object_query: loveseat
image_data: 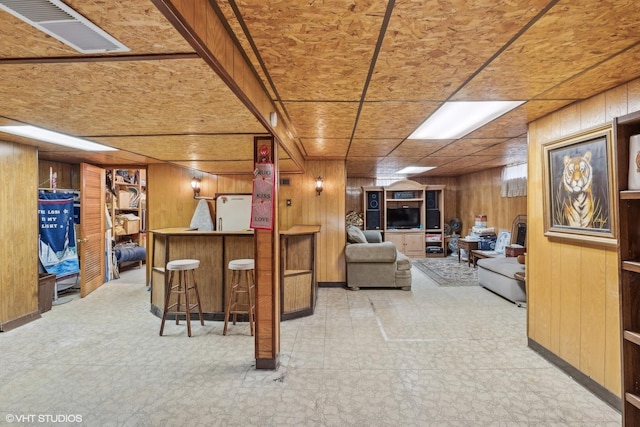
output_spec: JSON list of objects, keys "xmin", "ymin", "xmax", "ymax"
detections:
[
  {"xmin": 477, "ymin": 257, "xmax": 525, "ymax": 304},
  {"xmin": 345, "ymin": 226, "xmax": 412, "ymax": 291},
  {"xmin": 475, "ymin": 215, "xmax": 527, "ymax": 305}
]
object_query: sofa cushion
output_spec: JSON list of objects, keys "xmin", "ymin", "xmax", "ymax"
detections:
[
  {"xmin": 347, "ymin": 225, "xmax": 368, "ymax": 243},
  {"xmin": 345, "ymin": 242, "xmax": 397, "ymax": 263},
  {"xmin": 477, "ymin": 256, "xmax": 523, "ymax": 279},
  {"xmin": 362, "ymin": 230, "xmax": 383, "ymax": 243}
]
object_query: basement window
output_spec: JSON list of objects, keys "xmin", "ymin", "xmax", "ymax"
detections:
[{"xmin": 501, "ymin": 163, "xmax": 527, "ymax": 197}]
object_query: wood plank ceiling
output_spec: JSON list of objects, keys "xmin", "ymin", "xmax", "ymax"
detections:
[{"xmin": 2, "ymin": 0, "xmax": 640, "ymax": 178}]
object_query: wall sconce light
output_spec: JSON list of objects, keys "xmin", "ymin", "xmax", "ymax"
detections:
[
  {"xmin": 191, "ymin": 177, "xmax": 201, "ymax": 198},
  {"xmin": 315, "ymin": 176, "xmax": 323, "ymax": 196},
  {"xmin": 190, "ymin": 177, "xmax": 214, "ymax": 200}
]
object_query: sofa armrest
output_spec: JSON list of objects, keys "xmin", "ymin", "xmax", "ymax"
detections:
[
  {"xmin": 345, "ymin": 242, "xmax": 397, "ymax": 263},
  {"xmin": 363, "ymin": 230, "xmax": 383, "ymax": 243}
]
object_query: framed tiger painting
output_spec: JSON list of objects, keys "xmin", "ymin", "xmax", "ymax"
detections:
[{"xmin": 542, "ymin": 125, "xmax": 617, "ymax": 246}]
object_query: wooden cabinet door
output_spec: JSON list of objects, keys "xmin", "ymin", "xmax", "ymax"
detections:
[
  {"xmin": 385, "ymin": 233, "xmax": 405, "ymax": 253},
  {"xmin": 404, "ymin": 232, "xmax": 425, "ymax": 258}
]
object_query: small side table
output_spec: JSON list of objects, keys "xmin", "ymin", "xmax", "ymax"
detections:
[{"xmin": 458, "ymin": 239, "xmax": 479, "ymax": 267}]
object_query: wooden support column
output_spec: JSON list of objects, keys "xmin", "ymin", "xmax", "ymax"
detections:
[
  {"xmin": 252, "ymin": 136, "xmax": 280, "ymax": 369},
  {"xmin": 153, "ymin": 0, "xmax": 284, "ymax": 368}
]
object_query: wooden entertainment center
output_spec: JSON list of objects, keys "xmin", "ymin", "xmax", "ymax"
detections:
[{"xmin": 362, "ymin": 180, "xmax": 445, "ymax": 258}]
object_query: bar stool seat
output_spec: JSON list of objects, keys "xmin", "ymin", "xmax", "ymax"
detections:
[
  {"xmin": 224, "ymin": 258, "xmax": 255, "ymax": 336},
  {"xmin": 159, "ymin": 259, "xmax": 204, "ymax": 337}
]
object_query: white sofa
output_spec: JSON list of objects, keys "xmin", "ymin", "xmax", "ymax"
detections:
[{"xmin": 477, "ymin": 256, "xmax": 525, "ymax": 304}]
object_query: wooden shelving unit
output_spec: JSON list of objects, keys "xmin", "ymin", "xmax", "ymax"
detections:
[
  {"xmin": 424, "ymin": 185, "xmax": 445, "ymax": 258},
  {"xmin": 614, "ymin": 111, "xmax": 640, "ymax": 426},
  {"xmin": 107, "ymin": 168, "xmax": 146, "ymax": 271},
  {"xmin": 362, "ymin": 181, "xmax": 446, "ymax": 258},
  {"xmin": 383, "ymin": 180, "xmax": 426, "ymax": 258}
]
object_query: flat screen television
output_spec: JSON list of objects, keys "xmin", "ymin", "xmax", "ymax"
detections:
[{"xmin": 386, "ymin": 207, "xmax": 421, "ymax": 229}]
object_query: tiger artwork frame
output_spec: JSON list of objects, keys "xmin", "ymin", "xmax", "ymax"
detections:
[{"xmin": 542, "ymin": 125, "xmax": 617, "ymax": 246}]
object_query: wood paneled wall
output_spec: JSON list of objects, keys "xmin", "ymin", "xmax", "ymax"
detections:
[
  {"xmin": 147, "ymin": 163, "xmax": 207, "ymax": 230},
  {"xmin": 281, "ymin": 160, "xmax": 346, "ymax": 283},
  {"xmin": 526, "ymin": 80, "xmax": 640, "ymax": 397},
  {"xmin": 457, "ymin": 169, "xmax": 526, "ymax": 236},
  {"xmin": 149, "ymin": 161, "xmax": 345, "ymax": 283},
  {"xmin": 147, "ymin": 164, "xmax": 254, "ymax": 232},
  {"xmin": 151, "ymin": 160, "xmax": 346, "ymax": 284},
  {"xmin": 37, "ymin": 160, "xmax": 79, "ymax": 189},
  {"xmin": 0, "ymin": 141, "xmax": 39, "ymax": 329}
]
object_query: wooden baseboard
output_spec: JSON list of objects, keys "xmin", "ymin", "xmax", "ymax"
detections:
[
  {"xmin": 318, "ymin": 282, "xmax": 345, "ymax": 288},
  {"xmin": 0, "ymin": 310, "xmax": 41, "ymax": 332},
  {"xmin": 256, "ymin": 357, "xmax": 279, "ymax": 370},
  {"xmin": 528, "ymin": 338, "xmax": 621, "ymax": 412}
]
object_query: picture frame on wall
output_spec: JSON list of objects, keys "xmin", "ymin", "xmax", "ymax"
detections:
[{"xmin": 541, "ymin": 125, "xmax": 617, "ymax": 246}]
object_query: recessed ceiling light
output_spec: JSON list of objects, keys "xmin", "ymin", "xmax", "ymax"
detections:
[
  {"xmin": 408, "ymin": 101, "xmax": 524, "ymax": 140},
  {"xmin": 0, "ymin": 125, "xmax": 117, "ymax": 151},
  {"xmin": 396, "ymin": 166, "xmax": 436, "ymax": 174}
]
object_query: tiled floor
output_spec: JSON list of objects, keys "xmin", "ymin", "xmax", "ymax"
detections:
[{"xmin": 0, "ymin": 264, "xmax": 621, "ymax": 426}]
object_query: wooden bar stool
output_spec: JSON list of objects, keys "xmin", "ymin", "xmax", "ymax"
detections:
[
  {"xmin": 223, "ymin": 259, "xmax": 255, "ymax": 336},
  {"xmin": 159, "ymin": 259, "xmax": 204, "ymax": 337}
]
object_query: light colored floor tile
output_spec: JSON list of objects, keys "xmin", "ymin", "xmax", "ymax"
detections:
[{"xmin": 0, "ymin": 263, "xmax": 621, "ymax": 425}]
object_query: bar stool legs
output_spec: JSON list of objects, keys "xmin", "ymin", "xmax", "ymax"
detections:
[
  {"xmin": 159, "ymin": 259, "xmax": 204, "ymax": 337},
  {"xmin": 223, "ymin": 259, "xmax": 255, "ymax": 336}
]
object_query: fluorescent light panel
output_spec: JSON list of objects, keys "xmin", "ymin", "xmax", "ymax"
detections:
[
  {"xmin": 409, "ymin": 101, "xmax": 524, "ymax": 140},
  {"xmin": 0, "ymin": 125, "xmax": 117, "ymax": 151},
  {"xmin": 396, "ymin": 166, "xmax": 436, "ymax": 174}
]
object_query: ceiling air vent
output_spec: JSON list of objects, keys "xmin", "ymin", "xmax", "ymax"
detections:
[{"xmin": 0, "ymin": 0, "xmax": 129, "ymax": 54}]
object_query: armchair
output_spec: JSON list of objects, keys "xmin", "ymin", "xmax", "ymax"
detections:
[{"xmin": 345, "ymin": 227, "xmax": 412, "ymax": 291}]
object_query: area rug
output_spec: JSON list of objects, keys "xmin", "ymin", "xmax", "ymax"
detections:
[{"xmin": 412, "ymin": 255, "xmax": 478, "ymax": 286}]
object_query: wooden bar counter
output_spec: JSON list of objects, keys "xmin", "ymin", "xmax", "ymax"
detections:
[
  {"xmin": 149, "ymin": 228, "xmax": 254, "ymax": 320},
  {"xmin": 280, "ymin": 225, "xmax": 320, "ymax": 320},
  {"xmin": 149, "ymin": 226, "xmax": 320, "ymax": 322}
]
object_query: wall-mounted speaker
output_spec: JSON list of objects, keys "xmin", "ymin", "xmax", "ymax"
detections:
[
  {"xmin": 366, "ymin": 210, "xmax": 381, "ymax": 230},
  {"xmin": 426, "ymin": 191, "xmax": 437, "ymax": 209},
  {"xmin": 367, "ymin": 192, "xmax": 380, "ymax": 210},
  {"xmin": 426, "ymin": 209, "xmax": 440, "ymax": 229}
]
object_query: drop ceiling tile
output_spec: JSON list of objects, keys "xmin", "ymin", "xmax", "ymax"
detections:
[{"xmin": 355, "ymin": 101, "xmax": 440, "ymax": 139}]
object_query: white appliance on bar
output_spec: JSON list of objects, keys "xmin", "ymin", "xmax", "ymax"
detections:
[{"xmin": 215, "ymin": 194, "xmax": 252, "ymax": 231}]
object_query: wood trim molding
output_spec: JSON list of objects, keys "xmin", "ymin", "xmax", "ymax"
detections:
[
  {"xmin": 0, "ymin": 311, "xmax": 41, "ymax": 332},
  {"xmin": 0, "ymin": 53, "xmax": 200, "ymax": 65}
]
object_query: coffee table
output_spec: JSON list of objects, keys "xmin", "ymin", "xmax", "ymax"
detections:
[{"xmin": 470, "ymin": 249, "xmax": 499, "ymax": 268}]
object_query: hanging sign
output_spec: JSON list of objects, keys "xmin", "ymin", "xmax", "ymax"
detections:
[
  {"xmin": 38, "ymin": 192, "xmax": 80, "ymax": 278},
  {"xmin": 250, "ymin": 144, "xmax": 275, "ymax": 230}
]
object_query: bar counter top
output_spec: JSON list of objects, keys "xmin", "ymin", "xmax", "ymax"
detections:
[
  {"xmin": 280, "ymin": 225, "xmax": 321, "ymax": 236},
  {"xmin": 150, "ymin": 227, "xmax": 254, "ymax": 236}
]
